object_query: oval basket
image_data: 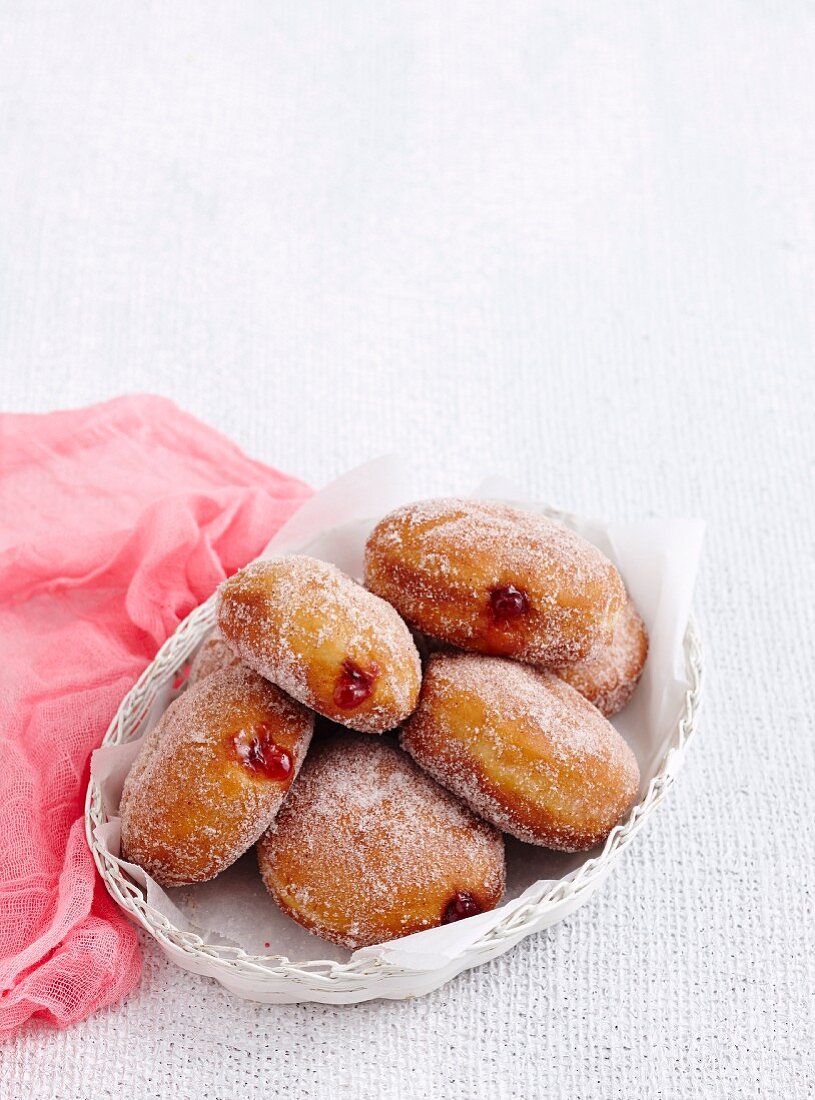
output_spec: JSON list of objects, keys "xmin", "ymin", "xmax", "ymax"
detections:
[{"xmin": 85, "ymin": 509, "xmax": 703, "ymax": 1005}]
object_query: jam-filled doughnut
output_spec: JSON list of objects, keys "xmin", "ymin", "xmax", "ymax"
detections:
[
  {"xmin": 217, "ymin": 556, "xmax": 421, "ymax": 734},
  {"xmin": 554, "ymin": 596, "xmax": 648, "ymax": 717},
  {"xmin": 257, "ymin": 734, "xmax": 505, "ymax": 948},
  {"xmin": 364, "ymin": 498, "xmax": 625, "ymax": 666},
  {"xmin": 188, "ymin": 631, "xmax": 243, "ymax": 686},
  {"xmin": 400, "ymin": 652, "xmax": 639, "ymax": 851},
  {"xmin": 121, "ymin": 666, "xmax": 314, "ymax": 886}
]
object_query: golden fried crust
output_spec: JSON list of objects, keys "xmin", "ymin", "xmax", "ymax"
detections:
[
  {"xmin": 188, "ymin": 632, "xmax": 243, "ymax": 685},
  {"xmin": 120, "ymin": 666, "xmax": 314, "ymax": 886},
  {"xmin": 217, "ymin": 556, "xmax": 421, "ymax": 733},
  {"xmin": 257, "ymin": 735, "xmax": 506, "ymax": 949},
  {"xmin": 400, "ymin": 652, "xmax": 640, "ymax": 852},
  {"xmin": 364, "ymin": 499, "xmax": 625, "ymax": 666},
  {"xmin": 554, "ymin": 596, "xmax": 649, "ymax": 717}
]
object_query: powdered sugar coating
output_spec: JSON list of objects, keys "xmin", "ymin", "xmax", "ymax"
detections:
[
  {"xmin": 364, "ymin": 498, "xmax": 625, "ymax": 665},
  {"xmin": 118, "ymin": 712, "xmax": 170, "ymax": 818},
  {"xmin": 188, "ymin": 630, "xmax": 244, "ymax": 685},
  {"xmin": 217, "ymin": 556, "xmax": 421, "ymax": 733},
  {"xmin": 400, "ymin": 652, "xmax": 640, "ymax": 851},
  {"xmin": 121, "ymin": 666, "xmax": 314, "ymax": 886},
  {"xmin": 257, "ymin": 734, "xmax": 506, "ymax": 949},
  {"xmin": 554, "ymin": 596, "xmax": 649, "ymax": 716}
]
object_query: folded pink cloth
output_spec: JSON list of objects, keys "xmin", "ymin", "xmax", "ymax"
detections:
[{"xmin": 0, "ymin": 396, "xmax": 310, "ymax": 1036}]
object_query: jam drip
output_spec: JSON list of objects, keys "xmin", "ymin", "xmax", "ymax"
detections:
[
  {"xmin": 333, "ymin": 659, "xmax": 379, "ymax": 710},
  {"xmin": 233, "ymin": 723, "xmax": 293, "ymax": 781},
  {"xmin": 489, "ymin": 584, "xmax": 530, "ymax": 624},
  {"xmin": 442, "ymin": 891, "xmax": 482, "ymax": 924}
]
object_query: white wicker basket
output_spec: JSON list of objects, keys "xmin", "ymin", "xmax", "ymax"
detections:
[{"xmin": 85, "ymin": 505, "xmax": 703, "ymax": 1004}]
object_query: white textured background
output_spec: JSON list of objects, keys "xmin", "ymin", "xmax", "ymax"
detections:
[{"xmin": 1, "ymin": 2, "xmax": 813, "ymax": 1097}]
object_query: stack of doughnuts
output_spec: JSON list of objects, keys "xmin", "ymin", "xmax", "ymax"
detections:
[{"xmin": 120, "ymin": 498, "xmax": 648, "ymax": 950}]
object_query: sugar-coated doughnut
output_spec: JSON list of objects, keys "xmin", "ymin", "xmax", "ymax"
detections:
[
  {"xmin": 400, "ymin": 652, "xmax": 640, "ymax": 851},
  {"xmin": 257, "ymin": 734, "xmax": 505, "ymax": 948},
  {"xmin": 364, "ymin": 498, "xmax": 625, "ymax": 666},
  {"xmin": 121, "ymin": 666, "xmax": 314, "ymax": 886},
  {"xmin": 554, "ymin": 596, "xmax": 648, "ymax": 717},
  {"xmin": 188, "ymin": 631, "xmax": 243, "ymax": 685},
  {"xmin": 217, "ymin": 556, "xmax": 421, "ymax": 734}
]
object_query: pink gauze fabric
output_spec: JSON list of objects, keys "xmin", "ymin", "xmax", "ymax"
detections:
[{"xmin": 0, "ymin": 395, "xmax": 311, "ymax": 1037}]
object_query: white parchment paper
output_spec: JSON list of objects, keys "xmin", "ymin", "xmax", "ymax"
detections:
[{"xmin": 91, "ymin": 456, "xmax": 704, "ymax": 969}]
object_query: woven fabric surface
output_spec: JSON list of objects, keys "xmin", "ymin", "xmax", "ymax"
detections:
[
  {"xmin": 0, "ymin": 397, "xmax": 310, "ymax": 1036},
  {"xmin": 0, "ymin": 1, "xmax": 812, "ymax": 1097}
]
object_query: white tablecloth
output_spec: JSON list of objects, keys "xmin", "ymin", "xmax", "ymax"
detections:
[{"xmin": 1, "ymin": 3, "xmax": 812, "ymax": 1097}]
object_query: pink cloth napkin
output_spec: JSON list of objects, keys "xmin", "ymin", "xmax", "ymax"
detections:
[{"xmin": 0, "ymin": 396, "xmax": 310, "ymax": 1037}]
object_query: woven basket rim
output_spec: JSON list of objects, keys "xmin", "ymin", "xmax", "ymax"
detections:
[{"xmin": 85, "ymin": 505, "xmax": 703, "ymax": 987}]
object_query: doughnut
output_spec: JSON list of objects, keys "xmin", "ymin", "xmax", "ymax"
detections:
[
  {"xmin": 120, "ymin": 643, "xmax": 242, "ymax": 817},
  {"xmin": 554, "ymin": 595, "xmax": 648, "ymax": 717},
  {"xmin": 121, "ymin": 666, "xmax": 314, "ymax": 886},
  {"xmin": 188, "ymin": 631, "xmax": 243, "ymax": 685},
  {"xmin": 217, "ymin": 556, "xmax": 421, "ymax": 734},
  {"xmin": 257, "ymin": 734, "xmax": 505, "ymax": 948},
  {"xmin": 364, "ymin": 498, "xmax": 625, "ymax": 666},
  {"xmin": 400, "ymin": 652, "xmax": 640, "ymax": 851}
]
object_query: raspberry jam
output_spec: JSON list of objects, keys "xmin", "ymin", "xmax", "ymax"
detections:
[
  {"xmin": 232, "ymin": 723, "xmax": 293, "ymax": 781},
  {"xmin": 442, "ymin": 891, "xmax": 482, "ymax": 924},
  {"xmin": 333, "ymin": 659, "xmax": 379, "ymax": 710},
  {"xmin": 489, "ymin": 584, "xmax": 530, "ymax": 623}
]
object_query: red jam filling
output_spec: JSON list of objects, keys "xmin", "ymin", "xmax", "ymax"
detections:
[
  {"xmin": 442, "ymin": 891, "xmax": 482, "ymax": 924},
  {"xmin": 232, "ymin": 723, "xmax": 293, "ymax": 781},
  {"xmin": 489, "ymin": 584, "xmax": 530, "ymax": 624},
  {"xmin": 333, "ymin": 659, "xmax": 379, "ymax": 710}
]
